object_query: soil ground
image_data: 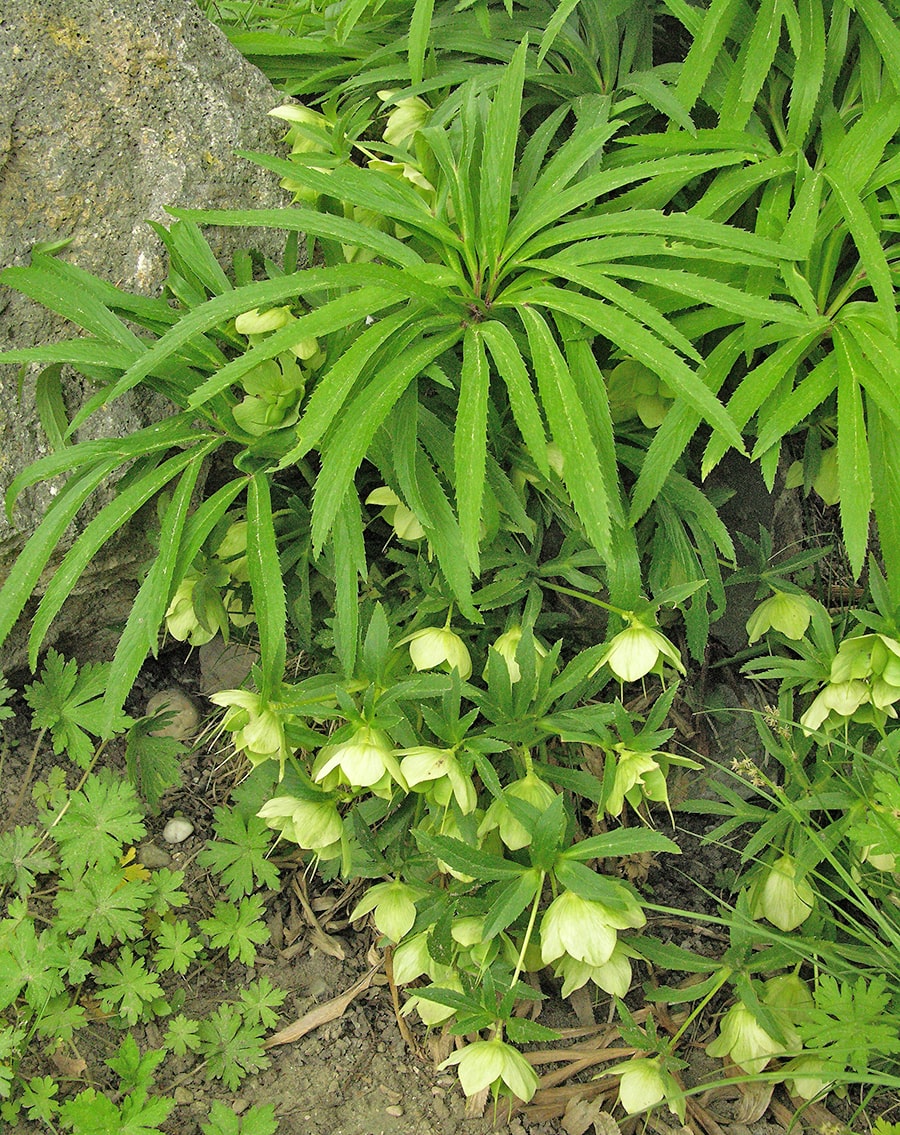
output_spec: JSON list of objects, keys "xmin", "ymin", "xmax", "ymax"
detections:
[{"xmin": 0, "ymin": 644, "xmax": 873, "ymax": 1135}]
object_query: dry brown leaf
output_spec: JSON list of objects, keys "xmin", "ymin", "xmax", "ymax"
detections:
[
  {"xmin": 264, "ymin": 964, "xmax": 381, "ymax": 1048},
  {"xmin": 568, "ymin": 985, "xmax": 595, "ymax": 1028},
  {"xmin": 735, "ymin": 1079, "xmax": 774, "ymax": 1124},
  {"xmin": 562, "ymin": 1095, "xmax": 607, "ymax": 1135},
  {"xmin": 465, "ymin": 1085, "xmax": 490, "ymax": 1118},
  {"xmin": 50, "ymin": 1051, "xmax": 87, "ymax": 1078}
]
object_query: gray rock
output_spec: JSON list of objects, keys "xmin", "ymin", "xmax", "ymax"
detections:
[{"xmin": 0, "ymin": 0, "xmax": 291, "ymax": 670}]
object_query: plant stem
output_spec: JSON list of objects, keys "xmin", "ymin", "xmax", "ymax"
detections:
[{"xmin": 510, "ymin": 870, "xmax": 545, "ymax": 990}]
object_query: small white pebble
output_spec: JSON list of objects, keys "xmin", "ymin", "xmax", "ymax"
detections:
[{"xmin": 162, "ymin": 817, "xmax": 194, "ymax": 844}]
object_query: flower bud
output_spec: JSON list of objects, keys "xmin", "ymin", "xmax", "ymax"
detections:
[
  {"xmin": 485, "ymin": 626, "xmax": 547, "ymax": 683},
  {"xmin": 478, "ymin": 771, "xmax": 557, "ymax": 850},
  {"xmin": 234, "ymin": 306, "xmax": 293, "ymax": 335},
  {"xmin": 378, "ymin": 90, "xmax": 430, "ymax": 147}
]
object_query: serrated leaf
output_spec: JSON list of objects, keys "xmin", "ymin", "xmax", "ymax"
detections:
[{"xmin": 455, "ymin": 327, "xmax": 490, "ymax": 573}]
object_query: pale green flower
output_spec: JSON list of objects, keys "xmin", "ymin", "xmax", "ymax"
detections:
[
  {"xmin": 210, "ymin": 689, "xmax": 290, "ymax": 774},
  {"xmin": 399, "ymin": 746, "xmax": 476, "ymax": 813},
  {"xmin": 367, "ymin": 157, "xmax": 435, "ymax": 195},
  {"xmin": 746, "ymin": 591, "xmax": 813, "ymax": 644},
  {"xmin": 595, "ymin": 622, "xmax": 685, "ymax": 683},
  {"xmin": 378, "ymin": 90, "xmax": 430, "ymax": 147},
  {"xmin": 606, "ymin": 748, "xmax": 667, "ymax": 817},
  {"xmin": 165, "ymin": 576, "xmax": 220, "ymax": 646},
  {"xmin": 485, "ymin": 626, "xmax": 548, "ymax": 683},
  {"xmin": 313, "ymin": 725, "xmax": 405, "ymax": 791},
  {"xmin": 216, "ymin": 520, "xmax": 249, "ymax": 583},
  {"xmin": 616, "ymin": 1057, "xmax": 667, "ymax": 1114},
  {"xmin": 800, "ymin": 679, "xmax": 870, "ymax": 732},
  {"xmin": 257, "ymin": 794, "xmax": 343, "ymax": 853},
  {"xmin": 365, "ymin": 487, "xmax": 425, "ymax": 541},
  {"xmin": 439, "ymin": 1039, "xmax": 539, "ymax": 1102},
  {"xmin": 749, "ymin": 854, "xmax": 815, "ymax": 931},
  {"xmin": 782, "ymin": 1055, "xmax": 834, "ymax": 1100},
  {"xmin": 402, "ymin": 973, "xmax": 463, "ymax": 1025},
  {"xmin": 350, "ymin": 880, "xmax": 421, "ymax": 943},
  {"xmin": 540, "ymin": 890, "xmax": 645, "ymax": 969},
  {"xmin": 554, "ymin": 941, "xmax": 632, "ymax": 998},
  {"xmin": 478, "ymin": 771, "xmax": 558, "ymax": 850},
  {"xmin": 706, "ymin": 1002, "xmax": 796, "ymax": 1074},
  {"xmin": 391, "ymin": 931, "xmax": 434, "ymax": 985},
  {"xmin": 403, "ymin": 626, "xmax": 472, "ymax": 679}
]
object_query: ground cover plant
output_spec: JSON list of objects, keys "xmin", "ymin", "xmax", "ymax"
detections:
[{"xmin": 1, "ymin": 0, "xmax": 900, "ymax": 1129}]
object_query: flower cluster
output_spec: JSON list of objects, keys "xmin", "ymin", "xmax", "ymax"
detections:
[{"xmin": 801, "ymin": 632, "xmax": 900, "ymax": 732}]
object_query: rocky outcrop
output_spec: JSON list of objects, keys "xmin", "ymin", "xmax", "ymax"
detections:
[{"xmin": 0, "ymin": 0, "xmax": 290, "ymax": 668}]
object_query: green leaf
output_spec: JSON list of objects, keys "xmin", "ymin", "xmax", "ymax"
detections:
[
  {"xmin": 562, "ymin": 828, "xmax": 681, "ymax": 860},
  {"xmin": 518, "ymin": 306, "xmax": 611, "ymax": 557},
  {"xmin": 197, "ymin": 806, "xmax": 280, "ymax": 900},
  {"xmin": 481, "ymin": 870, "xmax": 542, "ymax": 941},
  {"xmin": 408, "ymin": 0, "xmax": 435, "ymax": 83},
  {"xmin": 333, "ymin": 490, "xmax": 366, "ymax": 678},
  {"xmin": 199, "ymin": 897, "xmax": 270, "ymax": 966},
  {"xmin": 825, "ymin": 172, "xmax": 896, "ymax": 339},
  {"xmin": 102, "ymin": 441, "xmax": 219, "ymax": 733},
  {"xmin": 834, "ymin": 327, "xmax": 873, "ymax": 579},
  {"xmin": 247, "ymin": 472, "xmax": 286, "ymax": 702},
  {"xmin": 311, "ymin": 325, "xmax": 460, "ymax": 554},
  {"xmin": 415, "ymin": 831, "xmax": 524, "ymax": 880},
  {"xmin": 26, "ymin": 652, "xmax": 130, "ymax": 769},
  {"xmin": 27, "ymin": 446, "xmax": 207, "ymax": 670},
  {"xmin": 50, "ymin": 769, "xmax": 145, "ymax": 872},
  {"xmin": 35, "ymin": 364, "xmax": 72, "ymax": 451},
  {"xmin": 518, "ymin": 285, "xmax": 744, "ymax": 451},
  {"xmin": 479, "ymin": 39, "xmax": 526, "ymax": 270},
  {"xmin": 455, "ymin": 327, "xmax": 490, "ymax": 573},
  {"xmin": 480, "ymin": 319, "xmax": 549, "ymax": 477},
  {"xmin": 197, "ymin": 1004, "xmax": 269, "ymax": 1090},
  {"xmin": 869, "ymin": 407, "xmax": 900, "ymax": 607},
  {"xmin": 125, "ymin": 718, "xmax": 184, "ymax": 811}
]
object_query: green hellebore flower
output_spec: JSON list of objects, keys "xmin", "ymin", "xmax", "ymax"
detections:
[
  {"xmin": 595, "ymin": 622, "xmax": 685, "ymax": 684},
  {"xmin": 313, "ymin": 725, "xmax": 405, "ymax": 790},
  {"xmin": 268, "ymin": 103, "xmax": 330, "ymax": 153},
  {"xmin": 749, "ymin": 855, "xmax": 815, "ymax": 931},
  {"xmin": 257, "ymin": 795, "xmax": 343, "ymax": 852},
  {"xmin": 485, "ymin": 626, "xmax": 548, "ymax": 683},
  {"xmin": 439, "ymin": 1039, "xmax": 539, "ymax": 1103},
  {"xmin": 402, "ymin": 974, "xmax": 463, "ymax": 1025},
  {"xmin": 812, "ymin": 446, "xmax": 839, "ymax": 506},
  {"xmin": 350, "ymin": 880, "xmax": 420, "ymax": 943},
  {"xmin": 554, "ymin": 941, "xmax": 633, "ymax": 998},
  {"xmin": 782, "ymin": 1055, "xmax": 834, "ymax": 1100},
  {"xmin": 800, "ymin": 679, "xmax": 870, "ymax": 733},
  {"xmin": 746, "ymin": 591, "xmax": 813, "ymax": 644},
  {"xmin": 540, "ymin": 890, "xmax": 645, "ymax": 969},
  {"xmin": 367, "ymin": 157, "xmax": 435, "ymax": 196},
  {"xmin": 234, "ymin": 305, "xmax": 293, "ymax": 335},
  {"xmin": 365, "ymin": 487, "xmax": 425, "ymax": 541},
  {"xmin": 403, "ymin": 626, "xmax": 472, "ymax": 679},
  {"xmin": 391, "ymin": 931, "xmax": 434, "ymax": 985},
  {"xmin": 478, "ymin": 771, "xmax": 558, "ymax": 850},
  {"xmin": 165, "ymin": 576, "xmax": 220, "ymax": 646},
  {"xmin": 706, "ymin": 1002, "xmax": 795, "ymax": 1074},
  {"xmin": 606, "ymin": 747, "xmax": 669, "ymax": 817},
  {"xmin": 616, "ymin": 1057, "xmax": 667, "ymax": 1114},
  {"xmin": 378, "ymin": 90, "xmax": 430, "ymax": 147},
  {"xmin": 209, "ymin": 689, "xmax": 290, "ymax": 775},
  {"xmin": 607, "ymin": 359, "xmax": 674, "ymax": 428},
  {"xmin": 399, "ymin": 746, "xmax": 476, "ymax": 813}
]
